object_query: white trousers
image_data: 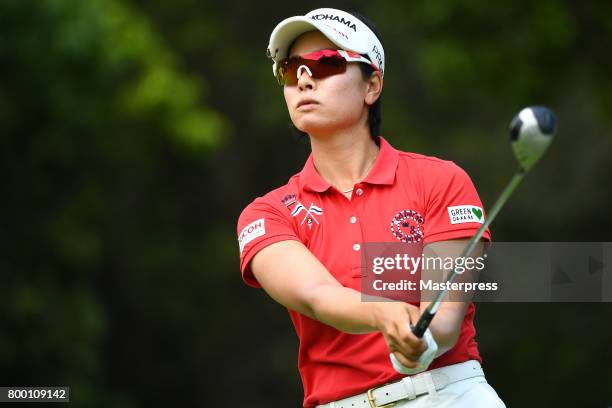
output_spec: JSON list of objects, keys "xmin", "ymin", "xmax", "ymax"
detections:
[
  {"xmin": 393, "ymin": 375, "xmax": 505, "ymax": 408},
  {"xmin": 318, "ymin": 361, "xmax": 506, "ymax": 408}
]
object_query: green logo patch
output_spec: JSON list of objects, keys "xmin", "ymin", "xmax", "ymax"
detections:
[{"xmin": 448, "ymin": 205, "xmax": 485, "ymax": 224}]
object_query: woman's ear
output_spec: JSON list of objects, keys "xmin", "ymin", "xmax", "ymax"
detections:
[{"xmin": 365, "ymin": 71, "xmax": 383, "ymax": 106}]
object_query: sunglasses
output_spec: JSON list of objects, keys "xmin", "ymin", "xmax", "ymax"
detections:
[{"xmin": 275, "ymin": 49, "xmax": 379, "ymax": 86}]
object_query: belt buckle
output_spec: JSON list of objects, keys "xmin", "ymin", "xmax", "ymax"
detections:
[{"xmin": 367, "ymin": 386, "xmax": 395, "ymax": 408}]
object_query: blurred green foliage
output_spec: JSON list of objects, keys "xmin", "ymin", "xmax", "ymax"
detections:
[{"xmin": 1, "ymin": 0, "xmax": 611, "ymax": 407}]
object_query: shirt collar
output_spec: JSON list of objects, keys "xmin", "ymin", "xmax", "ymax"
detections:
[{"xmin": 300, "ymin": 136, "xmax": 400, "ymax": 193}]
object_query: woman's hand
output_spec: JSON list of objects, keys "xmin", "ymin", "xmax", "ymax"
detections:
[{"xmin": 371, "ymin": 301, "xmax": 428, "ymax": 369}]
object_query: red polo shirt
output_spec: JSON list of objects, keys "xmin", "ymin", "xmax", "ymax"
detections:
[{"xmin": 237, "ymin": 137, "xmax": 490, "ymax": 408}]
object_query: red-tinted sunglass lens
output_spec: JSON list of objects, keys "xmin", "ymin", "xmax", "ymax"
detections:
[
  {"xmin": 277, "ymin": 55, "xmax": 346, "ymax": 86},
  {"xmin": 311, "ymin": 55, "xmax": 346, "ymax": 78}
]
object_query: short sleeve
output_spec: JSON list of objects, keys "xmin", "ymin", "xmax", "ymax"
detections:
[
  {"xmin": 237, "ymin": 198, "xmax": 300, "ymax": 287},
  {"xmin": 422, "ymin": 162, "xmax": 491, "ymax": 244}
]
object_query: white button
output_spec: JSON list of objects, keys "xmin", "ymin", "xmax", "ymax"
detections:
[
  {"xmin": 353, "ymin": 243, "xmax": 361, "ymax": 251},
  {"xmin": 355, "ymin": 188, "xmax": 364, "ymax": 196},
  {"xmin": 350, "ymin": 216, "xmax": 357, "ymax": 224}
]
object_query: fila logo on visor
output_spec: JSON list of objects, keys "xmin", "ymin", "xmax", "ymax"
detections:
[
  {"xmin": 447, "ymin": 205, "xmax": 485, "ymax": 225},
  {"xmin": 239, "ymin": 218, "xmax": 265, "ymax": 253}
]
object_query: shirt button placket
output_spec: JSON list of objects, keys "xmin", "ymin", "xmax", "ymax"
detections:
[{"xmin": 349, "ymin": 187, "xmax": 364, "ymax": 271}]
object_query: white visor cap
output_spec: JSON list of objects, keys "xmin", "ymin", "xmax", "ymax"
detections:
[{"xmin": 267, "ymin": 8, "xmax": 385, "ymax": 78}]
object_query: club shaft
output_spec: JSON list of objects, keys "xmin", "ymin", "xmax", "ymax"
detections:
[{"xmin": 412, "ymin": 169, "xmax": 526, "ymax": 337}]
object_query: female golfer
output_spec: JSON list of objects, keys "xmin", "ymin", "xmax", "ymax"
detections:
[{"xmin": 237, "ymin": 8, "xmax": 505, "ymax": 408}]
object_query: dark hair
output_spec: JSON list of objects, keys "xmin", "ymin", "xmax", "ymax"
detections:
[
  {"xmin": 348, "ymin": 10, "xmax": 383, "ymax": 139},
  {"xmin": 289, "ymin": 10, "xmax": 384, "ymax": 141}
]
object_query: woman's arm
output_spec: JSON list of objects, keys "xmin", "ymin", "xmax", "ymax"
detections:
[
  {"xmin": 420, "ymin": 239, "xmax": 486, "ymax": 355},
  {"xmin": 250, "ymin": 239, "xmax": 427, "ymax": 368}
]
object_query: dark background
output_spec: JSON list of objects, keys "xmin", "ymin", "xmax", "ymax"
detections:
[{"xmin": 1, "ymin": 0, "xmax": 611, "ymax": 406}]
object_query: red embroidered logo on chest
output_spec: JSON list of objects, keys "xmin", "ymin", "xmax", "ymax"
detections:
[{"xmin": 390, "ymin": 210, "xmax": 424, "ymax": 243}]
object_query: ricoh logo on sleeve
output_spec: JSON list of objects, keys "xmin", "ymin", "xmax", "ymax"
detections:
[
  {"xmin": 447, "ymin": 205, "xmax": 485, "ymax": 225},
  {"xmin": 239, "ymin": 218, "xmax": 265, "ymax": 253}
]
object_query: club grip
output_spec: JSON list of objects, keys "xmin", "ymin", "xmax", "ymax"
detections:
[{"xmin": 412, "ymin": 309, "xmax": 436, "ymax": 338}]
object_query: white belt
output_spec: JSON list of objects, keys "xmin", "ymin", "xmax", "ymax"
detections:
[{"xmin": 317, "ymin": 360, "xmax": 484, "ymax": 408}]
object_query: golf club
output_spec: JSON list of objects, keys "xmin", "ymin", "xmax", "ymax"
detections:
[{"xmin": 411, "ymin": 106, "xmax": 557, "ymax": 338}]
